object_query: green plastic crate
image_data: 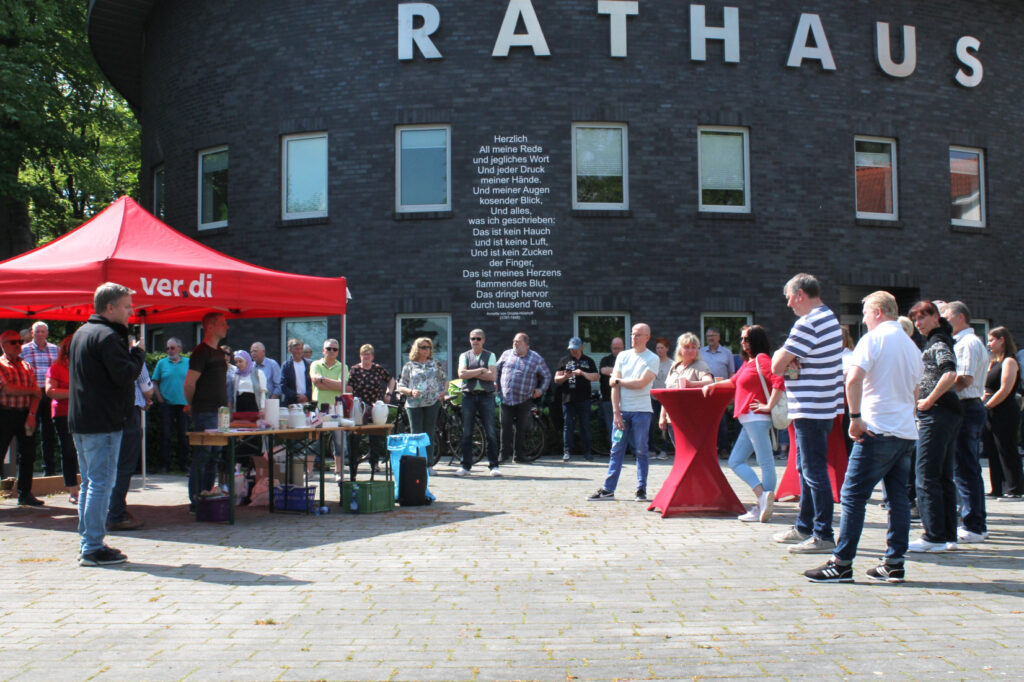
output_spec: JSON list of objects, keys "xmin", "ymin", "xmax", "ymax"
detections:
[{"xmin": 340, "ymin": 480, "xmax": 394, "ymax": 514}]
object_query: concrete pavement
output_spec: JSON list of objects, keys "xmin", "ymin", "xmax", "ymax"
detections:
[{"xmin": 1, "ymin": 455, "xmax": 1021, "ymax": 681}]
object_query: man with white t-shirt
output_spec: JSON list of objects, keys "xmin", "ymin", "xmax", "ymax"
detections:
[
  {"xmin": 588, "ymin": 323, "xmax": 659, "ymax": 502},
  {"xmin": 771, "ymin": 273, "xmax": 845, "ymax": 554},
  {"xmin": 803, "ymin": 291, "xmax": 923, "ymax": 583}
]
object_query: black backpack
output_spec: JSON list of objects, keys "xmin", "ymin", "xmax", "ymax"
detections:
[{"xmin": 397, "ymin": 455, "xmax": 429, "ymax": 506}]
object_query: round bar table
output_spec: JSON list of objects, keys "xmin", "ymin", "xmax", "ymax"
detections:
[{"xmin": 649, "ymin": 387, "xmax": 746, "ymax": 517}]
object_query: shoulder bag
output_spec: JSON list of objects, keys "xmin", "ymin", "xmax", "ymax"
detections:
[{"xmin": 755, "ymin": 354, "xmax": 791, "ymax": 430}]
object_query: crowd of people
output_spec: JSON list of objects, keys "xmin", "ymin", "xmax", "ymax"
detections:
[{"xmin": 4, "ymin": 273, "xmax": 1023, "ymax": 577}]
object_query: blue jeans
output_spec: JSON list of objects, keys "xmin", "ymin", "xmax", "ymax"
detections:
[
  {"xmin": 834, "ymin": 434, "xmax": 915, "ymax": 564},
  {"xmin": 189, "ymin": 412, "xmax": 220, "ymax": 506},
  {"xmin": 603, "ymin": 411, "xmax": 651, "ymax": 492},
  {"xmin": 727, "ymin": 420, "xmax": 777, "ymax": 493},
  {"xmin": 916, "ymin": 405, "xmax": 962, "ymax": 544},
  {"xmin": 73, "ymin": 431, "xmax": 122, "ymax": 555},
  {"xmin": 954, "ymin": 399, "xmax": 988, "ymax": 534},
  {"xmin": 108, "ymin": 407, "xmax": 142, "ymax": 525},
  {"xmin": 562, "ymin": 400, "xmax": 592, "ymax": 457},
  {"xmin": 461, "ymin": 392, "xmax": 498, "ymax": 470},
  {"xmin": 794, "ymin": 418, "xmax": 835, "ymax": 541}
]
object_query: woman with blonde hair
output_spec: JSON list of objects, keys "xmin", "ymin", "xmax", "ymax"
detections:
[
  {"xmin": 397, "ymin": 337, "xmax": 447, "ymax": 464},
  {"xmin": 657, "ymin": 333, "xmax": 713, "ymax": 438},
  {"xmin": 983, "ymin": 326, "xmax": 1023, "ymax": 498}
]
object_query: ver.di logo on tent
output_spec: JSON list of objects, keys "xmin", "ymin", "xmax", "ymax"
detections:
[{"xmin": 139, "ymin": 273, "xmax": 213, "ymax": 298}]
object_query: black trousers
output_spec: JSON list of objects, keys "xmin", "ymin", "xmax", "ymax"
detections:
[
  {"xmin": 500, "ymin": 401, "xmax": 533, "ymax": 462},
  {"xmin": 0, "ymin": 406, "xmax": 38, "ymax": 497},
  {"xmin": 34, "ymin": 399, "xmax": 58, "ymax": 475}
]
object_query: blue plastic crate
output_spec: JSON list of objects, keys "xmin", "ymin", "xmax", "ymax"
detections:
[{"xmin": 273, "ymin": 485, "xmax": 316, "ymax": 512}]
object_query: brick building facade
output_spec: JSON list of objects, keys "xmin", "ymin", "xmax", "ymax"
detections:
[{"xmin": 88, "ymin": 0, "xmax": 1021, "ymax": 372}]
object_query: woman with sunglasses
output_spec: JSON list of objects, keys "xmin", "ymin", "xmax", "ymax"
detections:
[
  {"xmin": 397, "ymin": 337, "xmax": 447, "ymax": 465},
  {"xmin": 311, "ymin": 338, "xmax": 348, "ymax": 475},
  {"xmin": 702, "ymin": 325, "xmax": 784, "ymax": 522}
]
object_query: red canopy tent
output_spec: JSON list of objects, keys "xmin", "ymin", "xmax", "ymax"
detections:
[
  {"xmin": 0, "ymin": 196, "xmax": 348, "ymax": 483},
  {"xmin": 0, "ymin": 196, "xmax": 346, "ymax": 323}
]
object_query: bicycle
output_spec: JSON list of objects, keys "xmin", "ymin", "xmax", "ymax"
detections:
[
  {"xmin": 442, "ymin": 398, "xmax": 486, "ymax": 466},
  {"xmin": 497, "ymin": 399, "xmax": 546, "ymax": 463}
]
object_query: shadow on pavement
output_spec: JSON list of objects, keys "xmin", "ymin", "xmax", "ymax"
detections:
[{"xmin": 120, "ymin": 562, "xmax": 311, "ymax": 585}]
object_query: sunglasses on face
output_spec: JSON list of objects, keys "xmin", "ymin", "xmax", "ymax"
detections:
[
  {"xmin": 418, "ymin": 344, "xmax": 432, "ymax": 349},
  {"xmin": 3, "ymin": 339, "xmax": 23, "ymax": 346},
  {"xmin": 324, "ymin": 347, "xmax": 339, "ymax": 352},
  {"xmin": 470, "ymin": 337, "xmax": 483, "ymax": 341}
]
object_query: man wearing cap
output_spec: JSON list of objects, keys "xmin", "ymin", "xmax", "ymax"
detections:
[
  {"xmin": 555, "ymin": 337, "xmax": 599, "ymax": 462},
  {"xmin": 455, "ymin": 329, "xmax": 500, "ymax": 476},
  {"xmin": 0, "ymin": 329, "xmax": 44, "ymax": 506}
]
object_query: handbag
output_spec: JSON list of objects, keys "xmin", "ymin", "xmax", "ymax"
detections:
[{"xmin": 755, "ymin": 354, "xmax": 791, "ymax": 430}]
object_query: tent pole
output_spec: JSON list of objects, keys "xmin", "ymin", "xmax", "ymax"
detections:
[{"xmin": 140, "ymin": 321, "xmax": 147, "ymax": 486}]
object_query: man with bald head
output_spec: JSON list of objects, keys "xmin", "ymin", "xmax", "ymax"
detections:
[
  {"xmin": 249, "ymin": 342, "xmax": 282, "ymax": 399},
  {"xmin": 588, "ymin": 323, "xmax": 659, "ymax": 501},
  {"xmin": 598, "ymin": 336, "xmax": 625, "ymax": 447}
]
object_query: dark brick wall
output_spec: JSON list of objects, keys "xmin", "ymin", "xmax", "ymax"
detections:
[{"xmin": 131, "ymin": 0, "xmax": 1023, "ymax": 368}]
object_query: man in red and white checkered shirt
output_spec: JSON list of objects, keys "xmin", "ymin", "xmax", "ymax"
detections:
[
  {"xmin": 20, "ymin": 321, "xmax": 60, "ymax": 476},
  {"xmin": 0, "ymin": 329, "xmax": 43, "ymax": 505}
]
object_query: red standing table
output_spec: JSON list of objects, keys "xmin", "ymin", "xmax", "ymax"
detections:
[
  {"xmin": 775, "ymin": 414, "xmax": 848, "ymax": 502},
  {"xmin": 648, "ymin": 387, "xmax": 746, "ymax": 517}
]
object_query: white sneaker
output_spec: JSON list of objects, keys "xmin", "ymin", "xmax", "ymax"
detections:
[
  {"xmin": 654, "ymin": 452, "xmax": 669, "ymax": 460},
  {"xmin": 334, "ymin": 473, "xmax": 344, "ymax": 483},
  {"xmin": 562, "ymin": 453, "xmax": 571, "ymax": 462},
  {"xmin": 490, "ymin": 468, "xmax": 503, "ymax": 477},
  {"xmin": 737, "ymin": 505, "xmax": 760, "ymax": 522},
  {"xmin": 945, "ymin": 542, "xmax": 959, "ymax": 551},
  {"xmin": 773, "ymin": 528, "xmax": 811, "ymax": 544},
  {"xmin": 957, "ymin": 527, "xmax": 987, "ymax": 543},
  {"xmin": 758, "ymin": 490, "xmax": 775, "ymax": 523},
  {"xmin": 908, "ymin": 537, "xmax": 948, "ymax": 553},
  {"xmin": 454, "ymin": 468, "xmax": 471, "ymax": 477}
]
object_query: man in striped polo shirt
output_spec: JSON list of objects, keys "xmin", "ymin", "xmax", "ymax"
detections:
[{"xmin": 771, "ymin": 273, "xmax": 845, "ymax": 554}]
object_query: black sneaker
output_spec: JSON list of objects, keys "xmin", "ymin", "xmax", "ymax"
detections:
[
  {"xmin": 634, "ymin": 487, "xmax": 647, "ymax": 502},
  {"xmin": 18, "ymin": 495, "xmax": 45, "ymax": 507},
  {"xmin": 79, "ymin": 546, "xmax": 127, "ymax": 567},
  {"xmin": 803, "ymin": 558, "xmax": 853, "ymax": 583},
  {"xmin": 865, "ymin": 562, "xmax": 905, "ymax": 583},
  {"xmin": 587, "ymin": 488, "xmax": 614, "ymax": 501}
]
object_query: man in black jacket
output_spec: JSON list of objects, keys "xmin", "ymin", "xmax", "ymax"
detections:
[
  {"xmin": 69, "ymin": 282, "xmax": 146, "ymax": 567},
  {"xmin": 281, "ymin": 337, "xmax": 312, "ymax": 407}
]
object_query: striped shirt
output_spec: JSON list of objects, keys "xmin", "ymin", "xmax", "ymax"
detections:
[
  {"xmin": 0, "ymin": 355, "xmax": 39, "ymax": 410},
  {"xmin": 21, "ymin": 341, "xmax": 58, "ymax": 388},
  {"xmin": 782, "ymin": 305, "xmax": 844, "ymax": 419}
]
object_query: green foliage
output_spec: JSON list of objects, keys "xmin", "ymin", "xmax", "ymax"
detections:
[{"xmin": 0, "ymin": 0, "xmax": 139, "ymax": 247}]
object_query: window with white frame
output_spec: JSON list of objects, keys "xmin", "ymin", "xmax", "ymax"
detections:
[
  {"xmin": 698, "ymin": 126, "xmax": 750, "ymax": 212},
  {"xmin": 281, "ymin": 317, "xmax": 329, "ymax": 365},
  {"xmin": 396, "ymin": 314, "xmax": 451, "ymax": 378},
  {"xmin": 395, "ymin": 125, "xmax": 451, "ymax": 212},
  {"xmin": 282, "ymin": 132, "xmax": 328, "ymax": 220},
  {"xmin": 854, "ymin": 136, "xmax": 897, "ymax": 220},
  {"xmin": 198, "ymin": 146, "xmax": 229, "ymax": 229},
  {"xmin": 572, "ymin": 123, "xmax": 628, "ymax": 210},
  {"xmin": 153, "ymin": 165, "xmax": 166, "ymax": 220},
  {"xmin": 700, "ymin": 313, "xmax": 751, "ymax": 358},
  {"xmin": 574, "ymin": 312, "xmax": 630, "ymax": 370},
  {"xmin": 950, "ymin": 146, "xmax": 985, "ymax": 228}
]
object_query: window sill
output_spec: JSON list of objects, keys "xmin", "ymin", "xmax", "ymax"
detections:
[
  {"xmin": 571, "ymin": 209, "xmax": 631, "ymax": 218},
  {"xmin": 393, "ymin": 210, "xmax": 453, "ymax": 220},
  {"xmin": 950, "ymin": 224, "xmax": 988, "ymax": 235},
  {"xmin": 278, "ymin": 216, "xmax": 330, "ymax": 228},
  {"xmin": 196, "ymin": 225, "xmax": 228, "ymax": 236},
  {"xmin": 855, "ymin": 218, "xmax": 903, "ymax": 229},
  {"xmin": 696, "ymin": 211, "xmax": 756, "ymax": 221}
]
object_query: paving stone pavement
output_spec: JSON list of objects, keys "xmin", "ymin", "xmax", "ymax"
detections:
[{"xmin": 1, "ymin": 455, "xmax": 1022, "ymax": 681}]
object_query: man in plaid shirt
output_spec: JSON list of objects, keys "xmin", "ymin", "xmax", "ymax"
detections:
[
  {"xmin": 0, "ymin": 329, "xmax": 44, "ymax": 505},
  {"xmin": 495, "ymin": 333, "xmax": 551, "ymax": 465},
  {"xmin": 20, "ymin": 321, "xmax": 60, "ymax": 476}
]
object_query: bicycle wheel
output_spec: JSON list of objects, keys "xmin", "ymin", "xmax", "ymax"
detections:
[
  {"xmin": 470, "ymin": 422, "xmax": 486, "ymax": 463},
  {"xmin": 589, "ymin": 404, "xmax": 610, "ymax": 456},
  {"xmin": 518, "ymin": 413, "xmax": 546, "ymax": 462}
]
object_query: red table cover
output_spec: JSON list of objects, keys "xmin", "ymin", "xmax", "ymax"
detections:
[
  {"xmin": 775, "ymin": 414, "xmax": 848, "ymax": 502},
  {"xmin": 648, "ymin": 387, "xmax": 746, "ymax": 517}
]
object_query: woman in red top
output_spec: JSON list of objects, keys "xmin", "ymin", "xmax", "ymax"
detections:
[
  {"xmin": 703, "ymin": 325, "xmax": 784, "ymax": 522},
  {"xmin": 45, "ymin": 336, "xmax": 78, "ymax": 503}
]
